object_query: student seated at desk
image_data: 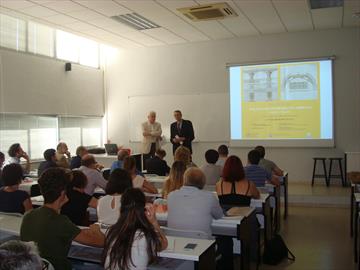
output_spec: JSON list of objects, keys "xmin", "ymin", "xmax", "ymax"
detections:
[
  {"xmin": 0, "ymin": 240, "xmax": 43, "ymax": 270},
  {"xmin": 2, "ymin": 143, "xmax": 30, "ymax": 174},
  {"xmin": 79, "ymin": 154, "xmax": 108, "ymax": 196},
  {"xmin": 110, "ymin": 149, "xmax": 129, "ymax": 173},
  {"xmin": 0, "ymin": 163, "xmax": 32, "ymax": 214},
  {"xmin": 97, "ymin": 169, "xmax": 133, "ymax": 225},
  {"xmin": 200, "ymin": 149, "xmax": 222, "ymax": 185},
  {"xmin": 145, "ymin": 149, "xmax": 170, "ymax": 176},
  {"xmin": 20, "ymin": 168, "xmax": 105, "ymax": 270},
  {"xmin": 245, "ymin": 150, "xmax": 280, "ymax": 187},
  {"xmin": 174, "ymin": 146, "xmax": 197, "ymax": 168},
  {"xmin": 124, "ymin": 156, "xmax": 157, "ymax": 194},
  {"xmin": 255, "ymin": 145, "xmax": 284, "ymax": 177},
  {"xmin": 103, "ymin": 188, "xmax": 167, "ymax": 270},
  {"xmin": 70, "ymin": 146, "xmax": 88, "ymax": 170},
  {"xmin": 216, "ymin": 144, "xmax": 229, "ymax": 170},
  {"xmin": 61, "ymin": 170, "xmax": 98, "ymax": 226},
  {"xmin": 162, "ymin": 161, "xmax": 186, "ymax": 199},
  {"xmin": 38, "ymin": 148, "xmax": 58, "ymax": 177},
  {"xmin": 56, "ymin": 142, "xmax": 71, "ymax": 169}
]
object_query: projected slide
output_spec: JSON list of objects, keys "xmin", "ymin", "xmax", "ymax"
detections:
[{"xmin": 230, "ymin": 59, "xmax": 333, "ymax": 146}]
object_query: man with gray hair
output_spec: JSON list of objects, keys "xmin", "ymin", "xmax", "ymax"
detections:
[
  {"xmin": 141, "ymin": 111, "xmax": 162, "ymax": 157},
  {"xmin": 0, "ymin": 240, "xmax": 43, "ymax": 270},
  {"xmin": 167, "ymin": 167, "xmax": 223, "ymax": 236}
]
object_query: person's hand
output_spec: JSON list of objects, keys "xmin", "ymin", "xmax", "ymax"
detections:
[
  {"xmin": 89, "ymin": 224, "xmax": 101, "ymax": 233},
  {"xmin": 65, "ymin": 151, "xmax": 71, "ymax": 157},
  {"xmin": 143, "ymin": 131, "xmax": 150, "ymax": 136},
  {"xmin": 22, "ymin": 152, "xmax": 30, "ymax": 161},
  {"xmin": 96, "ymin": 163, "xmax": 104, "ymax": 170},
  {"xmin": 172, "ymin": 138, "xmax": 179, "ymax": 143},
  {"xmin": 145, "ymin": 203, "xmax": 157, "ymax": 225}
]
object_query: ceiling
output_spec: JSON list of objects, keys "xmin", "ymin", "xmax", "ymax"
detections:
[{"xmin": 0, "ymin": 0, "xmax": 359, "ymax": 49}]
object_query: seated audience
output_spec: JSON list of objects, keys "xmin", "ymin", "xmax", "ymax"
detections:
[
  {"xmin": 162, "ymin": 161, "xmax": 186, "ymax": 199},
  {"xmin": 97, "ymin": 169, "xmax": 133, "ymax": 225},
  {"xmin": 0, "ymin": 240, "xmax": 43, "ymax": 270},
  {"xmin": 216, "ymin": 155, "xmax": 260, "ymax": 210},
  {"xmin": 102, "ymin": 188, "xmax": 167, "ymax": 270},
  {"xmin": 110, "ymin": 149, "xmax": 129, "ymax": 173},
  {"xmin": 20, "ymin": 168, "xmax": 105, "ymax": 270},
  {"xmin": 255, "ymin": 145, "xmax": 284, "ymax": 177},
  {"xmin": 200, "ymin": 149, "xmax": 222, "ymax": 185},
  {"xmin": 216, "ymin": 144, "xmax": 229, "ymax": 170},
  {"xmin": 79, "ymin": 154, "xmax": 107, "ymax": 196},
  {"xmin": 245, "ymin": 150, "xmax": 280, "ymax": 187},
  {"xmin": 61, "ymin": 170, "xmax": 98, "ymax": 226},
  {"xmin": 37, "ymin": 148, "xmax": 58, "ymax": 177},
  {"xmin": 3, "ymin": 143, "xmax": 30, "ymax": 173},
  {"xmin": 174, "ymin": 146, "xmax": 197, "ymax": 168},
  {"xmin": 123, "ymin": 156, "xmax": 157, "ymax": 194},
  {"xmin": 167, "ymin": 167, "xmax": 223, "ymax": 236},
  {"xmin": 0, "ymin": 163, "xmax": 32, "ymax": 214},
  {"xmin": 145, "ymin": 149, "xmax": 170, "ymax": 176},
  {"xmin": 70, "ymin": 146, "xmax": 88, "ymax": 169},
  {"xmin": 55, "ymin": 142, "xmax": 71, "ymax": 168}
]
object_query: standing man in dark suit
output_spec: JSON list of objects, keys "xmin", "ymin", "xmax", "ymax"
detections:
[{"xmin": 170, "ymin": 110, "xmax": 195, "ymax": 154}]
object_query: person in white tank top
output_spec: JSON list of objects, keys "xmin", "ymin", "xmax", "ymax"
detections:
[{"xmin": 97, "ymin": 169, "xmax": 133, "ymax": 225}]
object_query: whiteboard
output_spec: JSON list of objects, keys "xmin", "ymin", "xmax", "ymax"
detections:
[{"xmin": 128, "ymin": 93, "xmax": 229, "ymax": 142}]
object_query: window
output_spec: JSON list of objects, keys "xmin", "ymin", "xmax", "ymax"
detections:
[
  {"xmin": 0, "ymin": 114, "xmax": 103, "ymax": 160},
  {"xmin": 59, "ymin": 116, "xmax": 103, "ymax": 154},
  {"xmin": 56, "ymin": 30, "xmax": 79, "ymax": 62},
  {"xmin": 0, "ymin": 14, "xmax": 26, "ymax": 51},
  {"xmin": 79, "ymin": 37, "xmax": 99, "ymax": 68},
  {"xmin": 56, "ymin": 30, "xmax": 99, "ymax": 68},
  {"xmin": 28, "ymin": 21, "xmax": 54, "ymax": 57}
]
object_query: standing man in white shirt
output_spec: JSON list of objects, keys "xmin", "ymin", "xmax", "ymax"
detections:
[{"xmin": 141, "ymin": 111, "xmax": 162, "ymax": 157}]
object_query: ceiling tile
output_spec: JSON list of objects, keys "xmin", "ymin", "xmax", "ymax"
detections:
[
  {"xmin": 195, "ymin": 0, "xmax": 259, "ymax": 36},
  {"xmin": 311, "ymin": 6, "xmax": 343, "ymax": 29},
  {"xmin": 272, "ymin": 0, "xmax": 313, "ymax": 31},
  {"xmin": 40, "ymin": 1, "xmax": 85, "ymax": 13},
  {"xmin": 67, "ymin": 9, "xmax": 104, "ymax": 21},
  {"xmin": 343, "ymin": 0, "xmax": 360, "ymax": 27},
  {"xmin": 233, "ymin": 0, "xmax": 286, "ymax": 34},
  {"xmin": 73, "ymin": 0, "xmax": 130, "ymax": 16},
  {"xmin": 43, "ymin": 14, "xmax": 79, "ymax": 25},
  {"xmin": 65, "ymin": 21, "xmax": 96, "ymax": 31},
  {"xmin": 144, "ymin": 28, "xmax": 186, "ymax": 44},
  {"xmin": 0, "ymin": 0, "xmax": 35, "ymax": 10},
  {"xmin": 19, "ymin": 5, "xmax": 59, "ymax": 17},
  {"xmin": 156, "ymin": 0, "xmax": 234, "ymax": 40},
  {"xmin": 122, "ymin": 31, "xmax": 165, "ymax": 46}
]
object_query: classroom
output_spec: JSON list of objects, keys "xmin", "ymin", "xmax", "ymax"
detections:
[{"xmin": 0, "ymin": 0, "xmax": 359, "ymax": 270}]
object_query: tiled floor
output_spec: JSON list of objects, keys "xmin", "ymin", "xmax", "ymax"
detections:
[{"xmin": 261, "ymin": 206, "xmax": 355, "ymax": 270}]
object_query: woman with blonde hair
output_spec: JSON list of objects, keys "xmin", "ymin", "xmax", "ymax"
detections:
[
  {"xmin": 174, "ymin": 146, "xmax": 196, "ymax": 168},
  {"xmin": 162, "ymin": 161, "xmax": 186, "ymax": 198}
]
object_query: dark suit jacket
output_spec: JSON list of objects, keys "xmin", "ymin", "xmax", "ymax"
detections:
[
  {"xmin": 170, "ymin": 119, "xmax": 195, "ymax": 154},
  {"xmin": 145, "ymin": 156, "xmax": 170, "ymax": 176}
]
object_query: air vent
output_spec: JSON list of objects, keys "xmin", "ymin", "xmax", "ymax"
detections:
[
  {"xmin": 111, "ymin": 13, "xmax": 160, "ymax": 31},
  {"xmin": 309, "ymin": 0, "xmax": 343, "ymax": 9},
  {"xmin": 177, "ymin": 2, "xmax": 237, "ymax": 21}
]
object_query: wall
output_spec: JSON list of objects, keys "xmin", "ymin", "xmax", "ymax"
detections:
[
  {"xmin": 0, "ymin": 49, "xmax": 104, "ymax": 116},
  {"xmin": 105, "ymin": 27, "xmax": 360, "ymax": 182}
]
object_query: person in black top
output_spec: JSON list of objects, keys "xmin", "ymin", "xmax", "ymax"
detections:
[
  {"xmin": 170, "ymin": 110, "xmax": 195, "ymax": 154},
  {"xmin": 0, "ymin": 163, "xmax": 32, "ymax": 214},
  {"xmin": 61, "ymin": 170, "xmax": 98, "ymax": 226},
  {"xmin": 70, "ymin": 146, "xmax": 88, "ymax": 170},
  {"xmin": 37, "ymin": 149, "xmax": 58, "ymax": 177},
  {"xmin": 0, "ymin": 151, "xmax": 4, "ymax": 187},
  {"xmin": 145, "ymin": 149, "xmax": 170, "ymax": 176}
]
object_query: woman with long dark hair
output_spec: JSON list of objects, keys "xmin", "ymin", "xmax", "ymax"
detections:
[{"xmin": 102, "ymin": 188, "xmax": 168, "ymax": 270}]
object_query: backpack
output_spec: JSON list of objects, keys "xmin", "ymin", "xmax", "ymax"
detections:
[{"xmin": 262, "ymin": 234, "xmax": 295, "ymax": 265}]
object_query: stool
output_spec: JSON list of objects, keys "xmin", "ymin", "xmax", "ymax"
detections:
[
  {"xmin": 328, "ymin": 157, "xmax": 345, "ymax": 187},
  {"xmin": 312, "ymin": 157, "xmax": 328, "ymax": 186}
]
